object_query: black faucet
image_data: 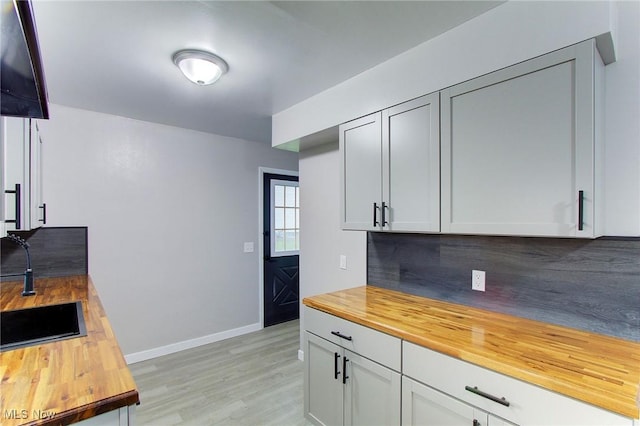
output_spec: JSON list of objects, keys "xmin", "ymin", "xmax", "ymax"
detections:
[{"xmin": 2, "ymin": 233, "xmax": 35, "ymax": 296}]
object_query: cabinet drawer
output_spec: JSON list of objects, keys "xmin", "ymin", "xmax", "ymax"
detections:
[
  {"xmin": 304, "ymin": 306, "xmax": 401, "ymax": 371},
  {"xmin": 403, "ymin": 341, "xmax": 632, "ymax": 426}
]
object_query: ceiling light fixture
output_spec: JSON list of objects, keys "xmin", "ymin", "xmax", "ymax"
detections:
[{"xmin": 172, "ymin": 49, "xmax": 229, "ymax": 86}]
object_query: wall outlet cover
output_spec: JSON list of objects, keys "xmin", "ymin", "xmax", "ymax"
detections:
[{"xmin": 472, "ymin": 270, "xmax": 485, "ymax": 292}]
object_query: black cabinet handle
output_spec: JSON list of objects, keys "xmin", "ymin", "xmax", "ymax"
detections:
[
  {"xmin": 342, "ymin": 356, "xmax": 349, "ymax": 384},
  {"xmin": 373, "ymin": 202, "xmax": 380, "ymax": 227},
  {"xmin": 578, "ymin": 190, "xmax": 584, "ymax": 231},
  {"xmin": 334, "ymin": 352, "xmax": 341, "ymax": 380},
  {"xmin": 39, "ymin": 203, "xmax": 46, "ymax": 224},
  {"xmin": 381, "ymin": 202, "xmax": 389, "ymax": 226},
  {"xmin": 4, "ymin": 183, "xmax": 22, "ymax": 229},
  {"xmin": 465, "ymin": 386, "xmax": 510, "ymax": 407},
  {"xmin": 331, "ymin": 331, "xmax": 353, "ymax": 341}
]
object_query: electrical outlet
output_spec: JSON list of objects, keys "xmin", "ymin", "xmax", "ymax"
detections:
[
  {"xmin": 472, "ymin": 270, "xmax": 485, "ymax": 292},
  {"xmin": 339, "ymin": 255, "xmax": 347, "ymax": 270}
]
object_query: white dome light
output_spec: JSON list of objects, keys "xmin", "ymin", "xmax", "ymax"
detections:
[{"xmin": 172, "ymin": 50, "xmax": 229, "ymax": 86}]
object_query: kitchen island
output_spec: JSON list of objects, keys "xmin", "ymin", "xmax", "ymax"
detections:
[
  {"xmin": 303, "ymin": 286, "xmax": 640, "ymax": 423},
  {"xmin": 1, "ymin": 275, "xmax": 139, "ymax": 426}
]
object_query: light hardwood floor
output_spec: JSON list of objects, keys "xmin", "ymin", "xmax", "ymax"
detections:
[{"xmin": 129, "ymin": 320, "xmax": 312, "ymax": 425}]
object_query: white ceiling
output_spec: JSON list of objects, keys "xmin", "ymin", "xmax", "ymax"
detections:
[{"xmin": 32, "ymin": 1, "xmax": 502, "ymax": 144}]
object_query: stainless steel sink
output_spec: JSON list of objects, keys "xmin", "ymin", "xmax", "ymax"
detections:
[{"xmin": 1, "ymin": 301, "xmax": 87, "ymax": 351}]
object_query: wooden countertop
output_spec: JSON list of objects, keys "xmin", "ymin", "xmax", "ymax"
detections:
[
  {"xmin": 303, "ymin": 286, "xmax": 640, "ymax": 419},
  {"xmin": 0, "ymin": 275, "xmax": 139, "ymax": 426}
]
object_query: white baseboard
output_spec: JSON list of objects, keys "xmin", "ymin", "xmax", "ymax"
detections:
[
  {"xmin": 125, "ymin": 322, "xmax": 262, "ymax": 364},
  {"xmin": 298, "ymin": 349, "xmax": 304, "ymax": 361}
]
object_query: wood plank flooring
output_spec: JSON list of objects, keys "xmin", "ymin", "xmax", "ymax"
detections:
[{"xmin": 129, "ymin": 320, "xmax": 312, "ymax": 425}]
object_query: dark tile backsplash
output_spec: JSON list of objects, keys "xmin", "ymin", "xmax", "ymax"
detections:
[
  {"xmin": 1, "ymin": 227, "xmax": 88, "ymax": 281},
  {"xmin": 367, "ymin": 233, "xmax": 640, "ymax": 342}
]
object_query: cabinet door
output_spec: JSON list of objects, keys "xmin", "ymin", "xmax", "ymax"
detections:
[
  {"xmin": 344, "ymin": 350, "xmax": 400, "ymax": 426},
  {"xmin": 383, "ymin": 93, "xmax": 440, "ymax": 232},
  {"xmin": 340, "ymin": 112, "xmax": 382, "ymax": 231},
  {"xmin": 402, "ymin": 377, "xmax": 486, "ymax": 426},
  {"xmin": 489, "ymin": 414, "xmax": 518, "ymax": 426},
  {"xmin": 441, "ymin": 40, "xmax": 600, "ymax": 238},
  {"xmin": 29, "ymin": 120, "xmax": 45, "ymax": 228},
  {"xmin": 305, "ymin": 332, "xmax": 344, "ymax": 426},
  {"xmin": 2, "ymin": 117, "xmax": 30, "ymax": 231}
]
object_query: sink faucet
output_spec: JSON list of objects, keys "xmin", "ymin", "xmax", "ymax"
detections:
[{"xmin": 2, "ymin": 234, "xmax": 35, "ymax": 296}]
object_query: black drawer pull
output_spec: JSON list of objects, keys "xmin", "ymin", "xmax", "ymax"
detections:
[
  {"xmin": 4, "ymin": 183, "xmax": 22, "ymax": 229},
  {"xmin": 342, "ymin": 356, "xmax": 349, "ymax": 384},
  {"xmin": 373, "ymin": 202, "xmax": 380, "ymax": 227},
  {"xmin": 465, "ymin": 386, "xmax": 510, "ymax": 407},
  {"xmin": 334, "ymin": 352, "xmax": 341, "ymax": 380},
  {"xmin": 381, "ymin": 201, "xmax": 389, "ymax": 226},
  {"xmin": 39, "ymin": 203, "xmax": 46, "ymax": 224},
  {"xmin": 578, "ymin": 190, "xmax": 584, "ymax": 231},
  {"xmin": 331, "ymin": 331, "xmax": 352, "ymax": 341}
]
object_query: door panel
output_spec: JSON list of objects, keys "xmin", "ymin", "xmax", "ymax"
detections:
[
  {"xmin": 344, "ymin": 350, "xmax": 401, "ymax": 426},
  {"xmin": 263, "ymin": 173, "xmax": 299, "ymax": 327},
  {"xmin": 340, "ymin": 112, "xmax": 382, "ymax": 230},
  {"xmin": 402, "ymin": 377, "xmax": 480, "ymax": 426},
  {"xmin": 305, "ymin": 333, "xmax": 343, "ymax": 426},
  {"xmin": 384, "ymin": 93, "xmax": 440, "ymax": 232}
]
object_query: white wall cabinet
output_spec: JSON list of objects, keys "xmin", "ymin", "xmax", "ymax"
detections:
[
  {"xmin": 2, "ymin": 117, "xmax": 46, "ymax": 235},
  {"xmin": 340, "ymin": 93, "xmax": 440, "ymax": 232},
  {"xmin": 304, "ymin": 307, "xmax": 401, "ymax": 426},
  {"xmin": 29, "ymin": 120, "xmax": 46, "ymax": 227},
  {"xmin": 339, "ymin": 39, "xmax": 605, "ymax": 238},
  {"xmin": 340, "ymin": 112, "xmax": 382, "ymax": 231},
  {"xmin": 441, "ymin": 39, "xmax": 604, "ymax": 238}
]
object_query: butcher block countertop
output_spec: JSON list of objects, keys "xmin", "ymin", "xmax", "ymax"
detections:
[
  {"xmin": 303, "ymin": 286, "xmax": 640, "ymax": 419},
  {"xmin": 0, "ymin": 275, "xmax": 139, "ymax": 426}
]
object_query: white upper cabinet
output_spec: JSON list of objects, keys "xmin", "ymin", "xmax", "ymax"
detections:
[
  {"xmin": 383, "ymin": 95, "xmax": 440, "ymax": 232},
  {"xmin": 2, "ymin": 117, "xmax": 31, "ymax": 232},
  {"xmin": 441, "ymin": 39, "xmax": 604, "ymax": 238},
  {"xmin": 340, "ymin": 93, "xmax": 440, "ymax": 232},
  {"xmin": 29, "ymin": 120, "xmax": 46, "ymax": 227},
  {"xmin": 340, "ymin": 112, "xmax": 382, "ymax": 231},
  {"xmin": 2, "ymin": 117, "xmax": 46, "ymax": 234}
]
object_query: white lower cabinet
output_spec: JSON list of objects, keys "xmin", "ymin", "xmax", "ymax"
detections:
[
  {"xmin": 403, "ymin": 341, "xmax": 633, "ymax": 426},
  {"xmin": 343, "ymin": 350, "xmax": 401, "ymax": 426},
  {"xmin": 402, "ymin": 376, "xmax": 515, "ymax": 426},
  {"xmin": 75, "ymin": 405, "xmax": 136, "ymax": 426},
  {"xmin": 306, "ymin": 333, "xmax": 344, "ymax": 426},
  {"xmin": 304, "ymin": 307, "xmax": 401, "ymax": 426},
  {"xmin": 304, "ymin": 309, "xmax": 635, "ymax": 426}
]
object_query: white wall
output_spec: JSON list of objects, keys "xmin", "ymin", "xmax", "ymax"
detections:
[
  {"xmin": 273, "ymin": 1, "xmax": 614, "ymax": 146},
  {"xmin": 604, "ymin": 0, "xmax": 640, "ymax": 235},
  {"xmin": 38, "ymin": 104, "xmax": 298, "ymax": 358},
  {"xmin": 298, "ymin": 142, "xmax": 367, "ymax": 352}
]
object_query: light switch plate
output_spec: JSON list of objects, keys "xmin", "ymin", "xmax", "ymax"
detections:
[{"xmin": 339, "ymin": 255, "xmax": 347, "ymax": 270}]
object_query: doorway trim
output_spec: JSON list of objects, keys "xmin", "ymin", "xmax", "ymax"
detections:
[{"xmin": 258, "ymin": 167, "xmax": 299, "ymax": 328}]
